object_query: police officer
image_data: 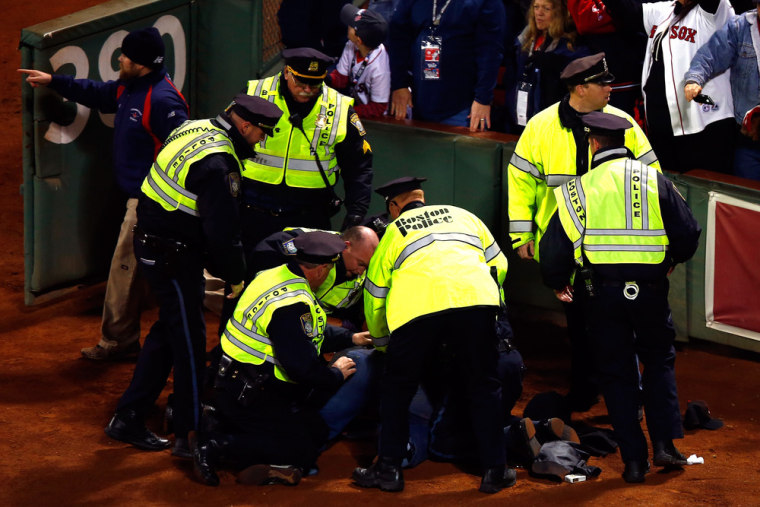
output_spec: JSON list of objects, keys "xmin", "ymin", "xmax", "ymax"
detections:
[
  {"xmin": 539, "ymin": 112, "xmax": 702, "ymax": 483},
  {"xmin": 353, "ymin": 177, "xmax": 515, "ymax": 494},
  {"xmin": 241, "ymin": 47, "xmax": 374, "ymax": 243},
  {"xmin": 251, "ymin": 225, "xmax": 379, "ymax": 322},
  {"xmin": 507, "ymin": 52, "xmax": 660, "ymax": 412},
  {"xmin": 104, "ymin": 94, "xmax": 283, "ymax": 457},
  {"xmin": 192, "ymin": 232, "xmax": 372, "ymax": 487}
]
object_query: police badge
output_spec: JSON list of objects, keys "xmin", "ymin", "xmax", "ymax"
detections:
[
  {"xmin": 300, "ymin": 313, "xmax": 315, "ymax": 336},
  {"xmin": 315, "ymin": 114, "xmax": 328, "ymax": 129},
  {"xmin": 283, "ymin": 239, "xmax": 298, "ymax": 255},
  {"xmin": 228, "ymin": 172, "xmax": 241, "ymax": 198}
]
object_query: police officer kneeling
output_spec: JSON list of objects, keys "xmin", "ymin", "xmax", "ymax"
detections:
[
  {"xmin": 104, "ymin": 94, "xmax": 282, "ymax": 456},
  {"xmin": 193, "ymin": 231, "xmax": 370, "ymax": 487},
  {"xmin": 539, "ymin": 112, "xmax": 702, "ymax": 483}
]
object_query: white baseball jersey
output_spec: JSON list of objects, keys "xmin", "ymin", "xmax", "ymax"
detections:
[
  {"xmin": 336, "ymin": 41, "xmax": 391, "ymax": 106},
  {"xmin": 642, "ymin": 0, "xmax": 734, "ymax": 136}
]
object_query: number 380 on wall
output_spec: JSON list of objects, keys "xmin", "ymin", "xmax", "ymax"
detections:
[{"xmin": 43, "ymin": 14, "xmax": 186, "ymax": 145}]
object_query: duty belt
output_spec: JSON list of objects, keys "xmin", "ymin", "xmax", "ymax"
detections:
[
  {"xmin": 133, "ymin": 225, "xmax": 188, "ymax": 254},
  {"xmin": 596, "ymin": 279, "xmax": 665, "ymax": 290},
  {"xmin": 217, "ymin": 353, "xmax": 270, "ymax": 407},
  {"xmin": 242, "ymin": 202, "xmax": 333, "ymax": 218},
  {"xmin": 596, "ymin": 278, "xmax": 666, "ymax": 301}
]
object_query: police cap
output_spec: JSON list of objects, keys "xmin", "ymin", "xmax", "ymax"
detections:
[
  {"xmin": 340, "ymin": 4, "xmax": 388, "ymax": 49},
  {"xmin": 291, "ymin": 231, "xmax": 346, "ymax": 264},
  {"xmin": 561, "ymin": 53, "xmax": 615, "ymax": 87},
  {"xmin": 227, "ymin": 94, "xmax": 283, "ymax": 137},
  {"xmin": 374, "ymin": 177, "xmax": 427, "ymax": 203},
  {"xmin": 283, "ymin": 47, "xmax": 334, "ymax": 85},
  {"xmin": 582, "ymin": 111, "xmax": 632, "ymax": 135}
]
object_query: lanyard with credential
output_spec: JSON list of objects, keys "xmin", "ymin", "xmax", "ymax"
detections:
[
  {"xmin": 432, "ymin": 0, "xmax": 453, "ymax": 26},
  {"xmin": 348, "ymin": 49, "xmax": 373, "ymax": 87}
]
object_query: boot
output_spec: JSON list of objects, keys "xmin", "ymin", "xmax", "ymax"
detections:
[
  {"xmin": 190, "ymin": 432, "xmax": 221, "ymax": 487},
  {"xmin": 622, "ymin": 460, "xmax": 650, "ymax": 483},
  {"xmin": 352, "ymin": 457, "xmax": 404, "ymax": 492},
  {"xmin": 653, "ymin": 440, "xmax": 688, "ymax": 468},
  {"xmin": 104, "ymin": 409, "xmax": 170, "ymax": 451},
  {"xmin": 479, "ymin": 466, "xmax": 517, "ymax": 494}
]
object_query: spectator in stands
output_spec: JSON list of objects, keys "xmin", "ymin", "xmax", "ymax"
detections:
[
  {"xmin": 506, "ymin": 0, "xmax": 588, "ymax": 133},
  {"xmin": 684, "ymin": 1, "xmax": 760, "ymax": 180},
  {"xmin": 604, "ymin": 0, "xmax": 735, "ymax": 173},
  {"xmin": 328, "ymin": 4, "xmax": 391, "ymax": 119},
  {"xmin": 387, "ymin": 0, "xmax": 507, "ymax": 132},
  {"xmin": 568, "ymin": 0, "xmax": 648, "ymax": 118}
]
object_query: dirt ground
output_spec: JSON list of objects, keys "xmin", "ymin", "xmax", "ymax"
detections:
[{"xmin": 2, "ymin": 2, "xmax": 760, "ymax": 506}]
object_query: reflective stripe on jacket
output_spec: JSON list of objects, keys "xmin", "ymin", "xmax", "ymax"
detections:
[
  {"xmin": 364, "ymin": 204, "xmax": 508, "ymax": 342},
  {"xmin": 554, "ymin": 157, "xmax": 668, "ymax": 265},
  {"xmin": 221, "ymin": 264, "xmax": 326, "ymax": 383},
  {"xmin": 243, "ymin": 75, "xmax": 353, "ymax": 188},
  {"xmin": 141, "ymin": 119, "xmax": 237, "ymax": 216},
  {"xmin": 507, "ymin": 102, "xmax": 659, "ymax": 260}
]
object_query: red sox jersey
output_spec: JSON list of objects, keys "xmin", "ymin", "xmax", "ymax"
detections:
[
  {"xmin": 336, "ymin": 41, "xmax": 391, "ymax": 108},
  {"xmin": 641, "ymin": 0, "xmax": 734, "ymax": 136}
]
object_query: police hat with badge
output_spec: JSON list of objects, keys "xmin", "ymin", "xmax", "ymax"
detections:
[
  {"xmin": 375, "ymin": 177, "xmax": 427, "ymax": 209},
  {"xmin": 561, "ymin": 52, "xmax": 616, "ymax": 87},
  {"xmin": 286, "ymin": 231, "xmax": 346, "ymax": 265},
  {"xmin": 225, "ymin": 93, "xmax": 283, "ymax": 137},
  {"xmin": 283, "ymin": 47, "xmax": 335, "ymax": 86}
]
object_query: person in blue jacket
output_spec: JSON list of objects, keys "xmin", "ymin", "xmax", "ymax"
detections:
[
  {"xmin": 387, "ymin": 0, "xmax": 507, "ymax": 131},
  {"xmin": 19, "ymin": 27, "xmax": 189, "ymax": 361},
  {"xmin": 684, "ymin": 2, "xmax": 760, "ymax": 180}
]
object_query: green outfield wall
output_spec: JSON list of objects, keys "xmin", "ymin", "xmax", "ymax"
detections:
[{"xmin": 20, "ymin": 1, "xmax": 760, "ymax": 353}]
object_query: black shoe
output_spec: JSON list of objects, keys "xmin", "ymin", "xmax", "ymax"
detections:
[
  {"xmin": 352, "ymin": 458, "xmax": 404, "ymax": 492},
  {"xmin": 104, "ymin": 410, "xmax": 171, "ymax": 451},
  {"xmin": 623, "ymin": 460, "xmax": 650, "ymax": 483},
  {"xmin": 191, "ymin": 435, "xmax": 220, "ymax": 487},
  {"xmin": 653, "ymin": 442, "xmax": 688, "ymax": 468},
  {"xmin": 519, "ymin": 418, "xmax": 542, "ymax": 466},
  {"xmin": 171, "ymin": 437, "xmax": 192, "ymax": 459},
  {"xmin": 479, "ymin": 466, "xmax": 517, "ymax": 494},
  {"xmin": 237, "ymin": 464, "xmax": 302, "ymax": 486}
]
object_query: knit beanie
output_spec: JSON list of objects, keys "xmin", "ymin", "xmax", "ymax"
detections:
[{"xmin": 121, "ymin": 27, "xmax": 165, "ymax": 69}]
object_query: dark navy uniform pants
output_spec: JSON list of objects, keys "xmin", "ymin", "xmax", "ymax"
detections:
[
  {"xmin": 563, "ymin": 292, "xmax": 600, "ymax": 409},
  {"xmin": 584, "ymin": 280, "xmax": 683, "ymax": 463},
  {"xmin": 379, "ymin": 307, "xmax": 506, "ymax": 469},
  {"xmin": 116, "ymin": 238, "xmax": 206, "ymax": 439}
]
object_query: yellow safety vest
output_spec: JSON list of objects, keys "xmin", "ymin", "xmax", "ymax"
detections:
[
  {"xmin": 243, "ymin": 74, "xmax": 353, "ymax": 188},
  {"xmin": 318, "ymin": 268, "xmax": 365, "ymax": 313},
  {"xmin": 507, "ymin": 103, "xmax": 660, "ymax": 261},
  {"xmin": 141, "ymin": 119, "xmax": 238, "ymax": 215},
  {"xmin": 554, "ymin": 157, "xmax": 668, "ymax": 266},
  {"xmin": 364, "ymin": 204, "xmax": 508, "ymax": 345},
  {"xmin": 281, "ymin": 227, "xmax": 364, "ymax": 313},
  {"xmin": 221, "ymin": 264, "xmax": 326, "ymax": 383}
]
